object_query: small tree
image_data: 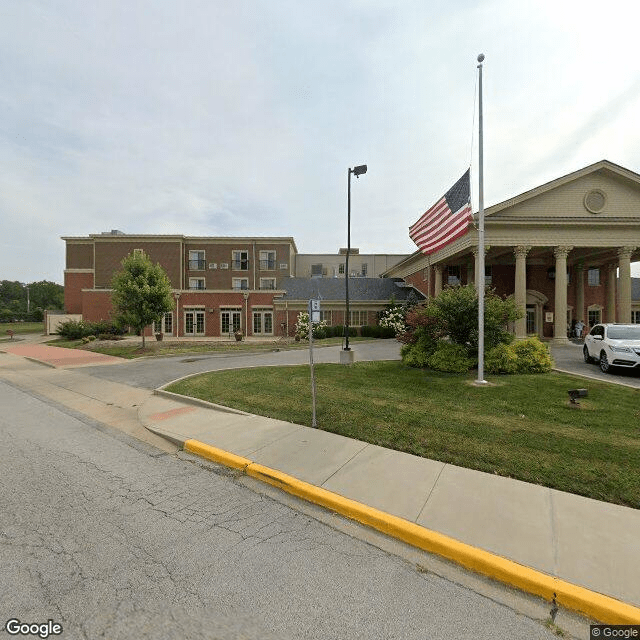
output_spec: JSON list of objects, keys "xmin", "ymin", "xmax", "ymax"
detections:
[{"xmin": 111, "ymin": 252, "xmax": 174, "ymax": 348}]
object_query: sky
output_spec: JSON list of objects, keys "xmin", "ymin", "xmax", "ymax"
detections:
[{"xmin": 2, "ymin": 0, "xmax": 640, "ymax": 284}]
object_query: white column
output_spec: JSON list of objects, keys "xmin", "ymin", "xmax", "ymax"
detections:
[
  {"xmin": 553, "ymin": 246, "xmax": 572, "ymax": 344},
  {"xmin": 434, "ymin": 265, "xmax": 443, "ymax": 296},
  {"xmin": 513, "ymin": 245, "xmax": 530, "ymax": 340},
  {"xmin": 617, "ymin": 247, "xmax": 636, "ymax": 323},
  {"xmin": 575, "ymin": 263, "xmax": 584, "ymax": 327},
  {"xmin": 607, "ymin": 264, "xmax": 617, "ymax": 323}
]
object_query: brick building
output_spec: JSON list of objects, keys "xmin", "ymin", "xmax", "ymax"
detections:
[
  {"xmin": 62, "ymin": 233, "xmax": 413, "ymax": 338},
  {"xmin": 383, "ymin": 160, "xmax": 640, "ymax": 342},
  {"xmin": 63, "ymin": 233, "xmax": 297, "ymax": 338}
]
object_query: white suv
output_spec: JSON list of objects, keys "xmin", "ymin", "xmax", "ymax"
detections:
[{"xmin": 583, "ymin": 323, "xmax": 640, "ymax": 373}]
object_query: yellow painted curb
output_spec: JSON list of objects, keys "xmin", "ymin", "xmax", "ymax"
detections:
[
  {"xmin": 184, "ymin": 439, "xmax": 251, "ymax": 471},
  {"xmin": 184, "ymin": 439, "xmax": 640, "ymax": 624}
]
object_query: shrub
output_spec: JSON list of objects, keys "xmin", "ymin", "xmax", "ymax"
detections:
[
  {"xmin": 379, "ymin": 326, "xmax": 396, "ymax": 338},
  {"xmin": 57, "ymin": 319, "xmax": 125, "ymax": 340},
  {"xmin": 89, "ymin": 320, "xmax": 126, "ymax": 336},
  {"xmin": 485, "ymin": 343, "xmax": 519, "ymax": 374},
  {"xmin": 511, "ymin": 337, "xmax": 554, "ymax": 373},
  {"xmin": 57, "ymin": 319, "xmax": 90, "ymax": 340},
  {"xmin": 428, "ymin": 342, "xmax": 474, "ymax": 373},
  {"xmin": 295, "ymin": 312, "xmax": 328, "ymax": 340},
  {"xmin": 378, "ymin": 305, "xmax": 407, "ymax": 336}
]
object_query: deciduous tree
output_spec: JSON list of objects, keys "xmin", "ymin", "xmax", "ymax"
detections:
[{"xmin": 111, "ymin": 253, "xmax": 174, "ymax": 348}]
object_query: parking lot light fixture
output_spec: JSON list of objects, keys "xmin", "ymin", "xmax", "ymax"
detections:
[{"xmin": 345, "ymin": 164, "xmax": 367, "ymax": 352}]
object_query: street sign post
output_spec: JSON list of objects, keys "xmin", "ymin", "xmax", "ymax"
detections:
[{"xmin": 308, "ymin": 299, "xmax": 320, "ymax": 427}]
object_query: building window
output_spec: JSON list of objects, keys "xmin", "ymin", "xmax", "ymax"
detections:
[
  {"xmin": 311, "ymin": 264, "xmax": 323, "ymax": 278},
  {"xmin": 361, "ymin": 263, "xmax": 368, "ymax": 276},
  {"xmin": 220, "ymin": 308, "xmax": 241, "ymax": 335},
  {"xmin": 259, "ymin": 278, "xmax": 276, "ymax": 290},
  {"xmin": 133, "ymin": 248, "xmax": 144, "ymax": 257},
  {"xmin": 632, "ymin": 311, "xmax": 640, "ymax": 324},
  {"xmin": 189, "ymin": 278, "xmax": 205, "ymax": 290},
  {"xmin": 232, "ymin": 250, "xmax": 249, "ymax": 270},
  {"xmin": 232, "ymin": 278, "xmax": 249, "ymax": 291},
  {"xmin": 338, "ymin": 263, "xmax": 345, "ymax": 275},
  {"xmin": 153, "ymin": 312, "xmax": 173, "ymax": 335},
  {"xmin": 319, "ymin": 310, "xmax": 332, "ymax": 324},
  {"xmin": 253, "ymin": 308, "xmax": 273, "ymax": 335},
  {"xmin": 188, "ymin": 250, "xmax": 205, "ymax": 271},
  {"xmin": 350, "ymin": 310, "xmax": 368, "ymax": 326},
  {"xmin": 184, "ymin": 309, "xmax": 205, "ymax": 335},
  {"xmin": 447, "ymin": 265, "xmax": 460, "ymax": 286},
  {"xmin": 259, "ymin": 250, "xmax": 276, "ymax": 270},
  {"xmin": 587, "ymin": 268, "xmax": 600, "ymax": 286},
  {"xmin": 484, "ymin": 265, "xmax": 492, "ymax": 286}
]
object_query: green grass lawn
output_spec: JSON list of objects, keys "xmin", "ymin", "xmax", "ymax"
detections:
[
  {"xmin": 166, "ymin": 361, "xmax": 640, "ymax": 509},
  {"xmin": 0, "ymin": 321, "xmax": 43, "ymax": 336},
  {"xmin": 46, "ymin": 336, "xmax": 366, "ymax": 359}
]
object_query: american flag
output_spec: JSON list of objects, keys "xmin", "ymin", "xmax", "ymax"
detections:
[{"xmin": 409, "ymin": 169, "xmax": 473, "ymax": 255}]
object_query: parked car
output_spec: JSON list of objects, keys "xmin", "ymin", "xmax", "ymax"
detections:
[{"xmin": 583, "ymin": 323, "xmax": 640, "ymax": 373}]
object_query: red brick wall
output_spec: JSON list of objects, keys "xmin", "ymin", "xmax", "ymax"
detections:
[
  {"xmin": 81, "ymin": 291, "xmax": 114, "ymax": 323},
  {"xmin": 94, "ymin": 240, "xmax": 182, "ymax": 288},
  {"xmin": 64, "ymin": 272, "xmax": 94, "ymax": 313},
  {"xmin": 174, "ymin": 291, "xmax": 280, "ymax": 336},
  {"xmin": 184, "ymin": 242, "xmax": 292, "ymax": 290},
  {"xmin": 403, "ymin": 270, "xmax": 430, "ymax": 297}
]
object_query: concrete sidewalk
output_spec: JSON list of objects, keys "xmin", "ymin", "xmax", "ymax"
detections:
[{"xmin": 140, "ymin": 389, "xmax": 640, "ymax": 623}]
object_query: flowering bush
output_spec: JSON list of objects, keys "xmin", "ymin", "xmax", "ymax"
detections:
[
  {"xmin": 378, "ymin": 304, "xmax": 407, "ymax": 337},
  {"xmin": 295, "ymin": 311, "xmax": 328, "ymax": 340}
]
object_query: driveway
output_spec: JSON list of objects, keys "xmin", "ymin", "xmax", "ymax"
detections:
[
  {"xmin": 75, "ymin": 340, "xmax": 403, "ymax": 389},
  {"xmin": 550, "ymin": 342, "xmax": 640, "ymax": 389}
]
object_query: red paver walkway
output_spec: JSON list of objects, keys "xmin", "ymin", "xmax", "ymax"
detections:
[{"xmin": 0, "ymin": 344, "xmax": 125, "ymax": 368}]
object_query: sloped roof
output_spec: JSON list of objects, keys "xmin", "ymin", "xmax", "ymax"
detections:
[
  {"xmin": 277, "ymin": 277, "xmax": 424, "ymax": 302},
  {"xmin": 485, "ymin": 159, "xmax": 640, "ymax": 218}
]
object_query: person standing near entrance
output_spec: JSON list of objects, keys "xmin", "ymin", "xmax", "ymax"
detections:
[{"xmin": 575, "ymin": 319, "xmax": 585, "ymax": 338}]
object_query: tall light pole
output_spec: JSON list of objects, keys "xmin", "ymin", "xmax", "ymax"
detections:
[{"xmin": 344, "ymin": 164, "xmax": 367, "ymax": 356}]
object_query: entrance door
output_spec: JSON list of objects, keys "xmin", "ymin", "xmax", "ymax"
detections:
[
  {"xmin": 184, "ymin": 310, "xmax": 205, "ymax": 336},
  {"xmin": 526, "ymin": 305, "xmax": 536, "ymax": 335},
  {"xmin": 221, "ymin": 310, "xmax": 241, "ymax": 336}
]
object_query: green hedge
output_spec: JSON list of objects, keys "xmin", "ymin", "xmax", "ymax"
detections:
[{"xmin": 57, "ymin": 319, "xmax": 126, "ymax": 340}]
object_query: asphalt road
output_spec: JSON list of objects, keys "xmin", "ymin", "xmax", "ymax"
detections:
[
  {"xmin": 79, "ymin": 339, "xmax": 640, "ymax": 391},
  {"xmin": 78, "ymin": 340, "xmax": 404, "ymax": 389},
  {"xmin": 0, "ymin": 380, "xmax": 564, "ymax": 640}
]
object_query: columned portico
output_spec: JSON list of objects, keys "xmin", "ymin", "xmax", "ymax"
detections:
[
  {"xmin": 383, "ymin": 161, "xmax": 640, "ymax": 341},
  {"xmin": 553, "ymin": 246, "xmax": 572, "ymax": 344},
  {"xmin": 618, "ymin": 247, "xmax": 636, "ymax": 323},
  {"xmin": 513, "ymin": 245, "xmax": 530, "ymax": 340}
]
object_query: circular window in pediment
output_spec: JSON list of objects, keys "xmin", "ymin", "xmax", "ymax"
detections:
[{"xmin": 584, "ymin": 189, "xmax": 606, "ymax": 213}]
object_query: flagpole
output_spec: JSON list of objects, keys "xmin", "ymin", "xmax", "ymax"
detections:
[{"xmin": 476, "ymin": 53, "xmax": 487, "ymax": 385}]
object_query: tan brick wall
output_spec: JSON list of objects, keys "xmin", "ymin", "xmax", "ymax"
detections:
[
  {"xmin": 66, "ymin": 243, "xmax": 94, "ymax": 269},
  {"xmin": 64, "ymin": 272, "xmax": 94, "ymax": 313},
  {"xmin": 94, "ymin": 240, "xmax": 182, "ymax": 288}
]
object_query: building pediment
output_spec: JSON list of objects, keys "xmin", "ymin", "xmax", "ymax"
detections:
[{"xmin": 485, "ymin": 160, "xmax": 640, "ymax": 222}]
